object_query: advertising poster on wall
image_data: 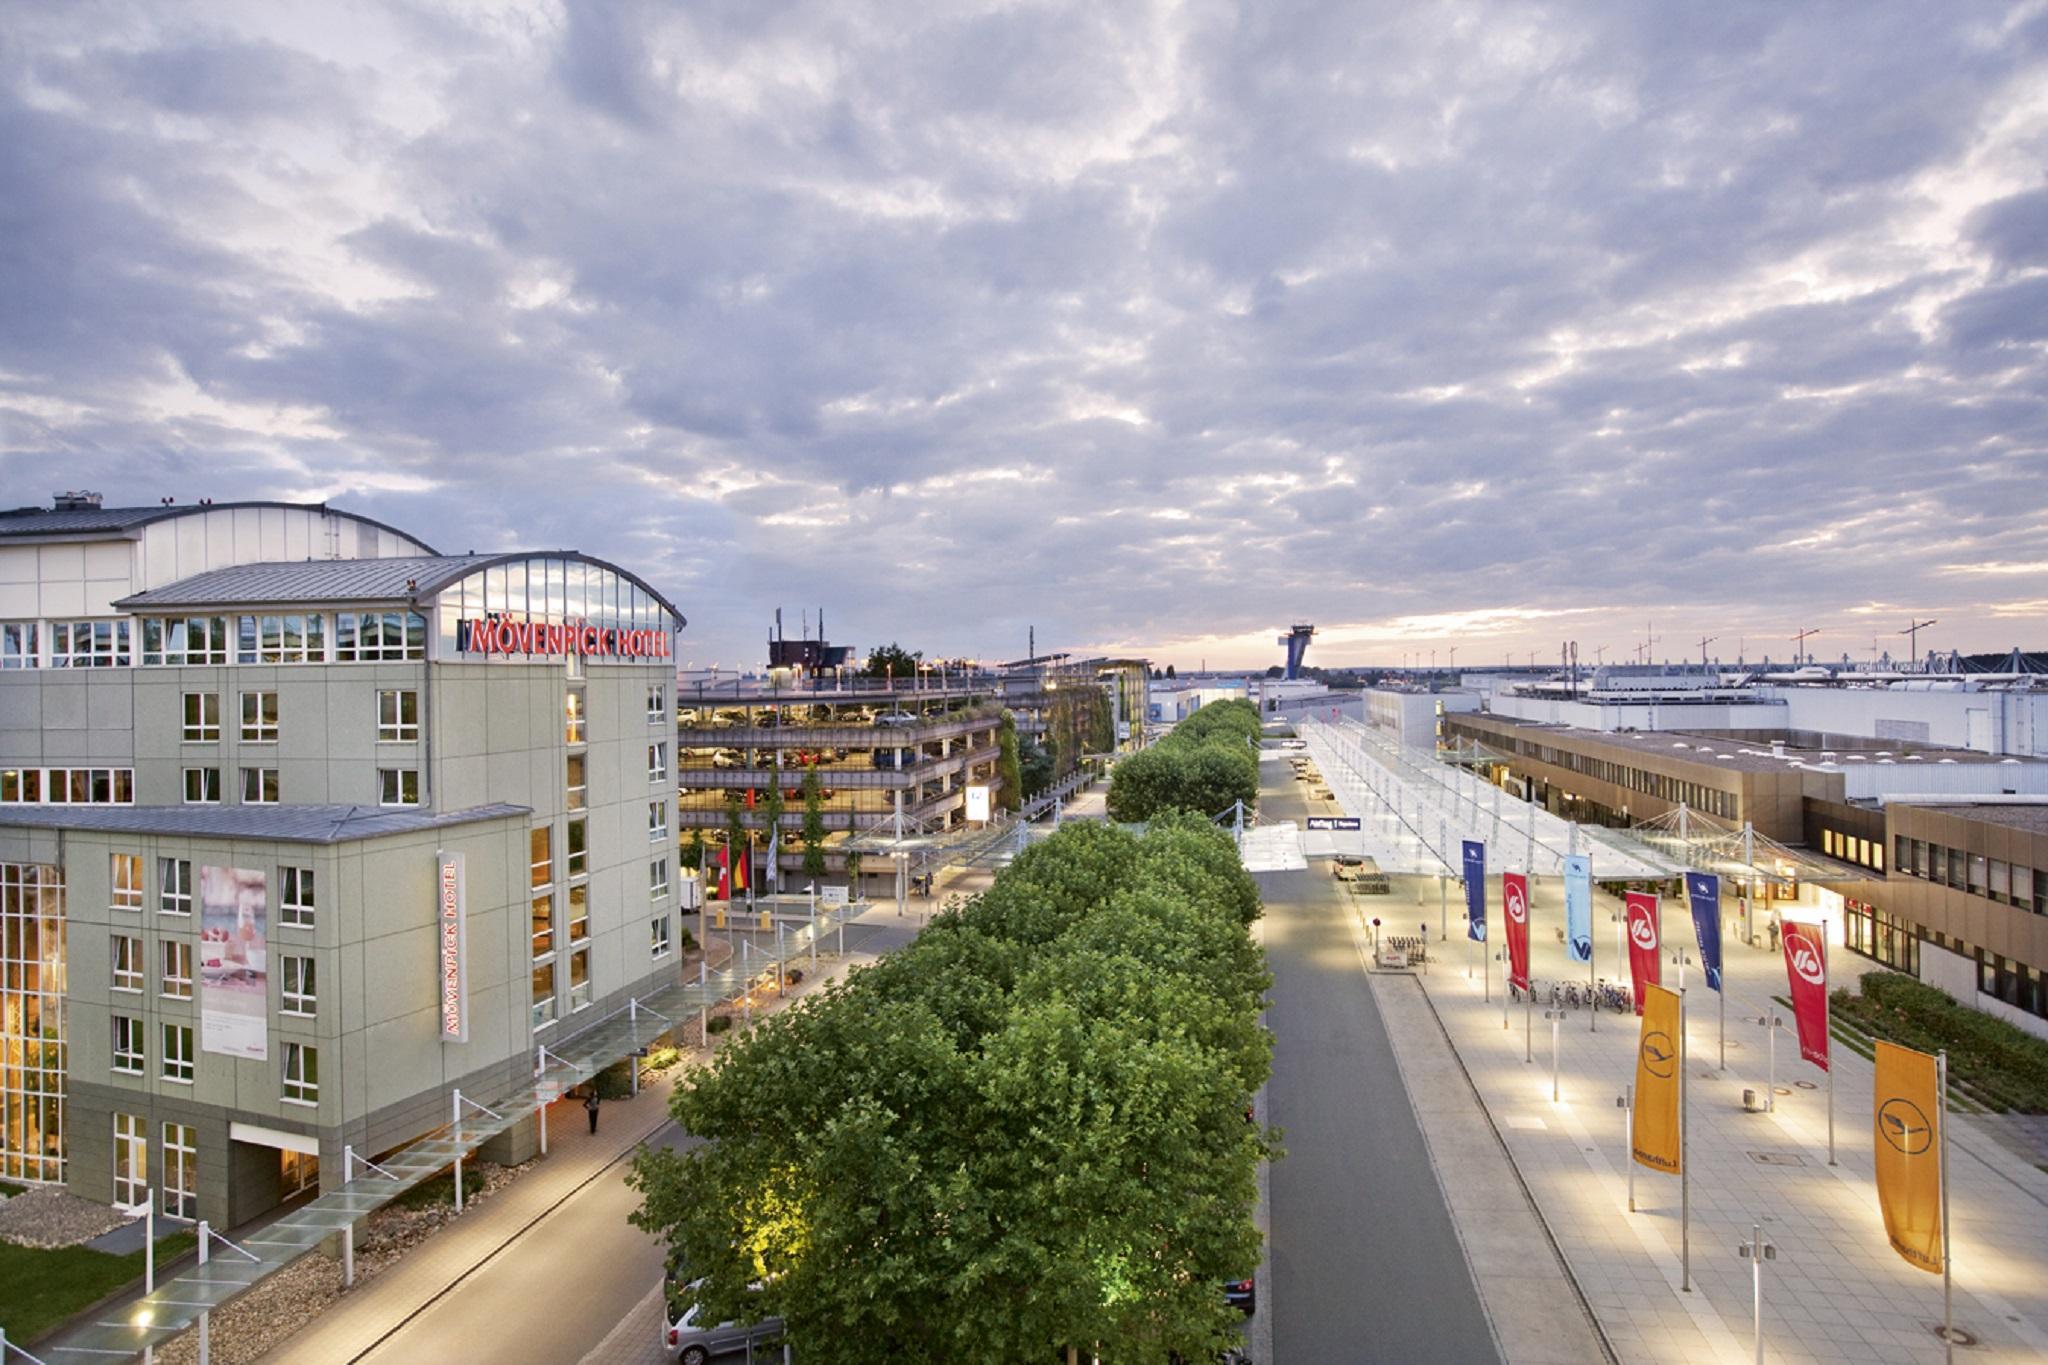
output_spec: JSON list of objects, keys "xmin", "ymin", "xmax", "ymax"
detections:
[
  {"xmin": 199, "ymin": 865, "xmax": 269, "ymax": 1060},
  {"xmin": 965, "ymin": 784, "xmax": 992, "ymax": 823}
]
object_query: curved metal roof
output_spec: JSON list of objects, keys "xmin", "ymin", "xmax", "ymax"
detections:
[
  {"xmin": 0, "ymin": 500, "xmax": 439, "ymax": 552},
  {"xmin": 116, "ymin": 549, "xmax": 687, "ymax": 627}
]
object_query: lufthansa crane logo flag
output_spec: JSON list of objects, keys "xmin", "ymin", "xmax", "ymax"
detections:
[
  {"xmin": 1631, "ymin": 983, "xmax": 1682, "ymax": 1174},
  {"xmin": 1874, "ymin": 1041, "xmax": 1943, "ymax": 1274}
]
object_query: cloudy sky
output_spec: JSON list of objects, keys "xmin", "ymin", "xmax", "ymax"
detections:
[{"xmin": 3, "ymin": 2, "xmax": 2045, "ymax": 671}]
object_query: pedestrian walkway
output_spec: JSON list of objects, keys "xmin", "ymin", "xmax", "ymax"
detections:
[{"xmin": 1385, "ymin": 873, "xmax": 2048, "ymax": 1365}]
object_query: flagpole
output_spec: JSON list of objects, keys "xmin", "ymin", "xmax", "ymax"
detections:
[
  {"xmin": 1939, "ymin": 1048, "xmax": 1952, "ymax": 1365},
  {"xmin": 1825, "ymin": 929, "xmax": 1836, "ymax": 1166},
  {"xmin": 1680, "ymin": 986, "xmax": 1691, "ymax": 1292},
  {"xmin": 1589, "ymin": 874, "xmax": 1597, "ymax": 1035}
]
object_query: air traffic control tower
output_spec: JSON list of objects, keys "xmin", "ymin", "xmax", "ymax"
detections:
[{"xmin": 1279, "ymin": 623, "xmax": 1316, "ymax": 678}]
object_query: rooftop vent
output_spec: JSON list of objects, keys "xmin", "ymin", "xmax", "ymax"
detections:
[
  {"xmin": 53, "ymin": 490, "xmax": 102, "ymax": 511},
  {"xmin": 1770, "ymin": 740, "xmax": 1786, "ymax": 757}
]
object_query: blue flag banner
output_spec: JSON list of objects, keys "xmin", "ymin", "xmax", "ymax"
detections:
[
  {"xmin": 1686, "ymin": 870, "xmax": 1723, "ymax": 992},
  {"xmin": 1462, "ymin": 840, "xmax": 1487, "ymax": 942},
  {"xmin": 1564, "ymin": 854, "xmax": 1593, "ymax": 963}
]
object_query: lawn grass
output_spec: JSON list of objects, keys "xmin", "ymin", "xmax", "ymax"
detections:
[{"xmin": 0, "ymin": 1228, "xmax": 198, "ymax": 1344}]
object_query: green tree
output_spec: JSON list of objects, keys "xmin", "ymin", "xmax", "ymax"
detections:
[
  {"xmin": 1018, "ymin": 736, "xmax": 1054, "ymax": 800},
  {"xmin": 628, "ymin": 818, "xmax": 1274, "ymax": 1364},
  {"xmin": 681, "ymin": 825, "xmax": 707, "ymax": 872},
  {"xmin": 1164, "ymin": 663, "xmax": 1176, "ymax": 678},
  {"xmin": 842, "ymin": 847, "xmax": 863, "ymax": 891},
  {"xmin": 994, "ymin": 711, "xmax": 1023, "ymax": 813},
  {"xmin": 1107, "ymin": 699, "xmax": 1259, "ymax": 822},
  {"xmin": 800, "ymin": 764, "xmax": 828, "ymax": 878},
  {"xmin": 862, "ymin": 642, "xmax": 922, "ymax": 682}
]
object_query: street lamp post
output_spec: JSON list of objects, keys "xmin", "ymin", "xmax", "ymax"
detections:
[
  {"xmin": 1738, "ymin": 1221, "xmax": 1777, "ymax": 1365},
  {"xmin": 1545, "ymin": 1007, "xmax": 1565, "ymax": 1101}
]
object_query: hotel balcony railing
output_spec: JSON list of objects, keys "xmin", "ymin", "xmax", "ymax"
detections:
[{"xmin": 677, "ymin": 744, "xmax": 1000, "ymax": 793}]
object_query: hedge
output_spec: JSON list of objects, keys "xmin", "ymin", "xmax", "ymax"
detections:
[{"xmin": 1831, "ymin": 972, "xmax": 2048, "ymax": 1113}]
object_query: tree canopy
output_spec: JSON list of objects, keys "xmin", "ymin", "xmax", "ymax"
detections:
[
  {"xmin": 1106, "ymin": 698, "xmax": 1261, "ymax": 823},
  {"xmin": 629, "ymin": 814, "xmax": 1273, "ymax": 1364},
  {"xmin": 862, "ymin": 642, "xmax": 922, "ymax": 681}
]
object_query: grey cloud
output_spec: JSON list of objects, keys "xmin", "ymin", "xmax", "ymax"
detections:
[{"xmin": 3, "ymin": 1, "xmax": 2046, "ymax": 667}]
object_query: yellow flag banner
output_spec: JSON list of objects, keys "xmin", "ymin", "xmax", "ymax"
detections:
[
  {"xmin": 1632, "ymin": 983, "xmax": 1681, "ymax": 1174},
  {"xmin": 1874, "ymin": 1040, "xmax": 1944, "ymax": 1274}
]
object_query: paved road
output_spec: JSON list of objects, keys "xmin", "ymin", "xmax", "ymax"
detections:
[{"xmin": 1261, "ymin": 763, "xmax": 1500, "ymax": 1364}]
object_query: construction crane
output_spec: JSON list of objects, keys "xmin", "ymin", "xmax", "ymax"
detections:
[
  {"xmin": 1637, "ymin": 622, "xmax": 1661, "ymax": 665},
  {"xmin": 1791, "ymin": 627, "xmax": 1820, "ymax": 666},
  {"xmin": 1698, "ymin": 635, "xmax": 1717, "ymax": 670},
  {"xmin": 1901, "ymin": 618, "xmax": 1937, "ymax": 669}
]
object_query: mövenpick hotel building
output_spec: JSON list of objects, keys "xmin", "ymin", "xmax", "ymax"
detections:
[{"xmin": 0, "ymin": 494, "xmax": 683, "ymax": 1226}]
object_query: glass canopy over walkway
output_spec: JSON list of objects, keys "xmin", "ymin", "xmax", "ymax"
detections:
[{"xmin": 1296, "ymin": 717, "xmax": 1683, "ymax": 880}]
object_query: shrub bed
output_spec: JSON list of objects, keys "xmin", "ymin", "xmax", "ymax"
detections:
[{"xmin": 1831, "ymin": 972, "xmax": 2048, "ymax": 1113}]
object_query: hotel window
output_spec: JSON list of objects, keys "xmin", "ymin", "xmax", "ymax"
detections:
[
  {"xmin": 566, "ymin": 753, "xmax": 587, "ymax": 811},
  {"xmin": 379, "ymin": 767, "xmax": 419, "ymax": 807},
  {"xmin": 564, "ymin": 690, "xmax": 586, "ymax": 745},
  {"xmin": 334, "ymin": 611, "xmax": 426, "ymax": 662},
  {"xmin": 111, "ymin": 853, "xmax": 143, "ymax": 911},
  {"xmin": 51, "ymin": 619, "xmax": 130, "ymax": 667},
  {"xmin": 161, "ymin": 1023, "xmax": 195, "ymax": 1083},
  {"xmin": 112, "ymin": 935, "xmax": 143, "ymax": 993},
  {"xmin": 1969, "ymin": 854, "xmax": 1987, "ymax": 896},
  {"xmin": 651, "ymin": 913, "xmax": 672, "ymax": 958},
  {"xmin": 647, "ymin": 684, "xmax": 666, "ymax": 722},
  {"xmin": 113, "ymin": 1113, "xmax": 147, "ymax": 1209},
  {"xmin": 531, "ymin": 889, "xmax": 555, "ymax": 958},
  {"xmin": 648, "ymin": 742, "xmax": 668, "ymax": 783},
  {"xmin": 568, "ymin": 883, "xmax": 589, "ymax": 945},
  {"xmin": 2, "ymin": 622, "xmax": 37, "ymax": 668},
  {"xmin": 241, "ymin": 690, "xmax": 279, "ymax": 742},
  {"xmin": 650, "ymin": 858, "xmax": 669, "ymax": 901},
  {"xmin": 2035, "ymin": 868, "xmax": 2048, "ymax": 916},
  {"xmin": 183, "ymin": 691, "xmax": 221, "ymax": 742},
  {"xmin": 532, "ymin": 961, "xmax": 557, "ymax": 1030},
  {"xmin": 242, "ymin": 767, "xmax": 280, "ymax": 805},
  {"xmin": 162, "ymin": 1124, "xmax": 197, "ymax": 1220},
  {"xmin": 530, "ymin": 825, "xmax": 554, "ymax": 892},
  {"xmin": 377, "ymin": 689, "xmax": 419, "ymax": 741},
  {"xmin": 237, "ymin": 613, "xmax": 325, "ymax": 665},
  {"xmin": 183, "ymin": 767, "xmax": 222, "ymax": 804},
  {"xmin": 1871, "ymin": 840, "xmax": 1883, "ymax": 872},
  {"xmin": 282, "ymin": 1043, "xmax": 319, "ymax": 1103},
  {"xmin": 159, "ymin": 859, "xmax": 192, "ymax": 915},
  {"xmin": 1990, "ymin": 859, "xmax": 2012, "ymax": 904},
  {"xmin": 649, "ymin": 799, "xmax": 668, "ymax": 842},
  {"xmin": 112, "ymin": 1017, "xmax": 145, "ymax": 1074},
  {"xmin": 1822, "ymin": 830, "xmax": 1835, "ymax": 857},
  {"xmin": 567, "ymin": 819, "xmax": 587, "ymax": 878},
  {"xmin": 281, "ymin": 957, "xmax": 316, "ymax": 1016},
  {"xmin": 161, "ymin": 940, "xmax": 192, "ymax": 1000},
  {"xmin": 1, "ymin": 767, "xmax": 135, "ymax": 805},
  {"xmin": 280, "ymin": 867, "xmax": 315, "ymax": 928},
  {"xmin": 569, "ymin": 947, "xmax": 591, "ymax": 1012},
  {"xmin": 142, "ymin": 616, "xmax": 229, "ymax": 666}
]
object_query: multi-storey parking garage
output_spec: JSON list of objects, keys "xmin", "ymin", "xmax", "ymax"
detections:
[{"xmin": 676, "ymin": 682, "xmax": 1005, "ymax": 893}]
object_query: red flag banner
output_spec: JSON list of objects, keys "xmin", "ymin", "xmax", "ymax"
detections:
[
  {"xmin": 1782, "ymin": 920, "xmax": 1830, "ymax": 1071},
  {"xmin": 733, "ymin": 834, "xmax": 751, "ymax": 894},
  {"xmin": 715, "ymin": 842, "xmax": 731, "ymax": 901},
  {"xmin": 1503, "ymin": 872, "xmax": 1531, "ymax": 993},
  {"xmin": 1625, "ymin": 892, "xmax": 1661, "ymax": 1016}
]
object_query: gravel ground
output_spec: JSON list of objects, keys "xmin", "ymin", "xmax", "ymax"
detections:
[
  {"xmin": 0, "ymin": 1187, "xmax": 135, "ymax": 1249},
  {"xmin": 150, "ymin": 1160, "xmax": 529, "ymax": 1365}
]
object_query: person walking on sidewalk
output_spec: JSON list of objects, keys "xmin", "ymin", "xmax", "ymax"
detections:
[{"xmin": 585, "ymin": 1090, "xmax": 600, "ymax": 1135}]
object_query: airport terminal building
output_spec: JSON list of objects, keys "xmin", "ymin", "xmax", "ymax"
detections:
[{"xmin": 0, "ymin": 495, "xmax": 684, "ymax": 1226}]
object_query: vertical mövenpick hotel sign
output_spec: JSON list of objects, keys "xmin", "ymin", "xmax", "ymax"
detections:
[{"xmin": 438, "ymin": 852, "xmax": 468, "ymax": 1043}]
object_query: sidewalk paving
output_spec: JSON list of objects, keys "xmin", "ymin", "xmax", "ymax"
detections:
[{"xmin": 1379, "ymin": 872, "xmax": 2048, "ymax": 1365}]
